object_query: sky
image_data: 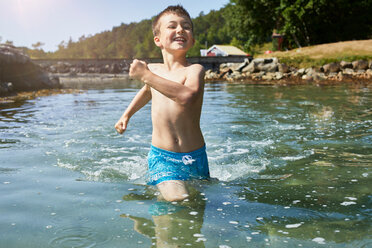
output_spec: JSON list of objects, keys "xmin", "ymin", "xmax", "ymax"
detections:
[{"xmin": 0, "ymin": 0, "xmax": 229, "ymax": 52}]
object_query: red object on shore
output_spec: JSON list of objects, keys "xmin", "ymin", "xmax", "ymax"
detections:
[{"xmin": 264, "ymin": 50, "xmax": 273, "ymax": 54}]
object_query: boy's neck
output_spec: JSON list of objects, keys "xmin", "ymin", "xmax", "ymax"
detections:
[{"xmin": 161, "ymin": 50, "xmax": 188, "ymax": 70}]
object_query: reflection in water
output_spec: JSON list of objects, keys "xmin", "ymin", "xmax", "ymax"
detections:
[{"xmin": 121, "ymin": 184, "xmax": 206, "ymax": 247}]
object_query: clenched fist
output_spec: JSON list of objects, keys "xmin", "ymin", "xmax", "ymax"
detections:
[
  {"xmin": 115, "ymin": 116, "xmax": 129, "ymax": 134},
  {"xmin": 129, "ymin": 59, "xmax": 149, "ymax": 81}
]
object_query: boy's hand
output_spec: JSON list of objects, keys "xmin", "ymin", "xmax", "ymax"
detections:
[
  {"xmin": 115, "ymin": 116, "xmax": 129, "ymax": 134},
  {"xmin": 129, "ymin": 59, "xmax": 149, "ymax": 81}
]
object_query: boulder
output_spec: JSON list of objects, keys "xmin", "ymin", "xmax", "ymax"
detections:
[
  {"xmin": 322, "ymin": 62, "xmax": 341, "ymax": 73},
  {"xmin": 243, "ymin": 61, "xmax": 258, "ymax": 73},
  {"xmin": 340, "ymin": 61, "xmax": 353, "ymax": 69},
  {"xmin": 219, "ymin": 67, "xmax": 232, "ymax": 78},
  {"xmin": 0, "ymin": 44, "xmax": 60, "ymax": 93},
  {"xmin": 235, "ymin": 58, "xmax": 250, "ymax": 72},
  {"xmin": 294, "ymin": 68, "xmax": 306, "ymax": 77},
  {"xmin": 343, "ymin": 68, "xmax": 354, "ymax": 75},
  {"xmin": 274, "ymin": 72, "xmax": 284, "ymax": 80},
  {"xmin": 257, "ymin": 62, "xmax": 278, "ymax": 73},
  {"xmin": 352, "ymin": 60, "xmax": 369, "ymax": 70},
  {"xmin": 278, "ymin": 63, "xmax": 290, "ymax": 73}
]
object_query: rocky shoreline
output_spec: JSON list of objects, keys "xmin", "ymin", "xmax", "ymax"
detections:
[
  {"xmin": 205, "ymin": 58, "xmax": 372, "ymax": 85},
  {"xmin": 0, "ymin": 44, "xmax": 60, "ymax": 96},
  {"xmin": 2, "ymin": 42, "xmax": 372, "ymax": 101}
]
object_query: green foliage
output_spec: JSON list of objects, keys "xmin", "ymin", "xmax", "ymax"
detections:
[
  {"xmin": 225, "ymin": 0, "xmax": 372, "ymax": 50},
  {"xmin": 25, "ymin": 7, "xmax": 232, "ymax": 59}
]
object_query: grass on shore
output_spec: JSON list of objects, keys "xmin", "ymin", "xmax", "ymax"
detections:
[{"xmin": 255, "ymin": 39, "xmax": 372, "ymax": 68}]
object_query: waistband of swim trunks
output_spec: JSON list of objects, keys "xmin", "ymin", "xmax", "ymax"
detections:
[{"xmin": 150, "ymin": 144, "xmax": 206, "ymax": 158}]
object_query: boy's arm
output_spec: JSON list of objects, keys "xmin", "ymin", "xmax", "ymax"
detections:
[
  {"xmin": 115, "ymin": 84, "xmax": 151, "ymax": 134},
  {"xmin": 130, "ymin": 59, "xmax": 204, "ymax": 106}
]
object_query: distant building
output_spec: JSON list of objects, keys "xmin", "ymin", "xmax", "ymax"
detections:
[
  {"xmin": 200, "ymin": 45, "xmax": 248, "ymax": 57},
  {"xmin": 200, "ymin": 49, "xmax": 208, "ymax": 57}
]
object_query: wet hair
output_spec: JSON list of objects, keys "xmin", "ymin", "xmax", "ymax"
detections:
[{"xmin": 152, "ymin": 5, "xmax": 193, "ymax": 36}]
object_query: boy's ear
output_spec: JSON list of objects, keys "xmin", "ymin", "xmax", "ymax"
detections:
[{"xmin": 154, "ymin": 36, "xmax": 162, "ymax": 48}]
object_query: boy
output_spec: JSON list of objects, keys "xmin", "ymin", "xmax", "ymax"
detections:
[{"xmin": 115, "ymin": 5, "xmax": 210, "ymax": 202}]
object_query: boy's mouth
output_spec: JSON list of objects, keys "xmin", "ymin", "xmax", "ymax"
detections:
[{"xmin": 173, "ymin": 36, "xmax": 186, "ymax": 42}]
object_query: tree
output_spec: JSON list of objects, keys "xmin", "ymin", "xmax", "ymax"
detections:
[
  {"xmin": 32, "ymin": 41, "xmax": 45, "ymax": 50},
  {"xmin": 225, "ymin": 0, "xmax": 372, "ymax": 50}
]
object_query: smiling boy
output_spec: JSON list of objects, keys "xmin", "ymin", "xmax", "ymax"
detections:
[{"xmin": 115, "ymin": 5, "xmax": 210, "ymax": 201}]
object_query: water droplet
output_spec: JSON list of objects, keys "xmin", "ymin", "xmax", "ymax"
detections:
[
  {"xmin": 340, "ymin": 201, "xmax": 356, "ymax": 206},
  {"xmin": 312, "ymin": 237, "xmax": 325, "ymax": 244},
  {"xmin": 193, "ymin": 233, "xmax": 204, "ymax": 237},
  {"xmin": 285, "ymin": 223, "xmax": 302, "ymax": 229}
]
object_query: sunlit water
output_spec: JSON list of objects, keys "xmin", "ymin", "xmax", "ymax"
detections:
[{"xmin": 0, "ymin": 81, "xmax": 371, "ymax": 247}]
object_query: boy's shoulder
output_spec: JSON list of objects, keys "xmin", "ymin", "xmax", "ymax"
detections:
[
  {"xmin": 186, "ymin": 63, "xmax": 205, "ymax": 72},
  {"xmin": 148, "ymin": 63, "xmax": 163, "ymax": 71},
  {"xmin": 148, "ymin": 63, "xmax": 204, "ymax": 73}
]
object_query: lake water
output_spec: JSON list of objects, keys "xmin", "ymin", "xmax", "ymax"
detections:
[{"xmin": 0, "ymin": 81, "xmax": 371, "ymax": 247}]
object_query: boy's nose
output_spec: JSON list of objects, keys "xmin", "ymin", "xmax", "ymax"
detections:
[{"xmin": 176, "ymin": 26, "xmax": 185, "ymax": 33}]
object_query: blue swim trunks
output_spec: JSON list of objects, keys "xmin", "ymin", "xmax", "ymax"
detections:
[{"xmin": 147, "ymin": 145, "xmax": 210, "ymax": 185}]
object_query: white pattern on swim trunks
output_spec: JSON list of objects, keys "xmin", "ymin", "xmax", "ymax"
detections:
[{"xmin": 182, "ymin": 155, "xmax": 195, "ymax": 165}]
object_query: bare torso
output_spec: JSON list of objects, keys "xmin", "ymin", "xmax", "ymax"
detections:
[{"xmin": 148, "ymin": 63, "xmax": 205, "ymax": 153}]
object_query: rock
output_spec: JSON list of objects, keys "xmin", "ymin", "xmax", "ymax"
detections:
[
  {"xmin": 204, "ymin": 69, "xmax": 217, "ymax": 80},
  {"xmin": 243, "ymin": 61, "xmax": 258, "ymax": 73},
  {"xmin": 235, "ymin": 58, "xmax": 250, "ymax": 72},
  {"xmin": 219, "ymin": 63, "xmax": 228, "ymax": 70},
  {"xmin": 343, "ymin": 68, "xmax": 354, "ymax": 75},
  {"xmin": 366, "ymin": 69, "xmax": 372, "ymax": 76},
  {"xmin": 305, "ymin": 67, "xmax": 315, "ymax": 75},
  {"xmin": 322, "ymin": 62, "xmax": 341, "ymax": 73},
  {"xmin": 0, "ymin": 44, "xmax": 60, "ymax": 93},
  {"xmin": 275, "ymin": 72, "xmax": 284, "ymax": 80},
  {"xmin": 328, "ymin": 72, "xmax": 338, "ymax": 77},
  {"xmin": 340, "ymin": 61, "xmax": 353, "ymax": 69},
  {"xmin": 295, "ymin": 68, "xmax": 306, "ymax": 77},
  {"xmin": 54, "ymin": 62, "xmax": 71, "ymax": 73},
  {"xmin": 352, "ymin": 60, "xmax": 369, "ymax": 70},
  {"xmin": 369, "ymin": 61, "xmax": 372, "ymax": 69},
  {"xmin": 0, "ymin": 82, "xmax": 13, "ymax": 95},
  {"xmin": 257, "ymin": 62, "xmax": 278, "ymax": 73},
  {"xmin": 110, "ymin": 63, "xmax": 121, "ymax": 74},
  {"xmin": 219, "ymin": 67, "xmax": 232, "ymax": 78},
  {"xmin": 262, "ymin": 72, "xmax": 275, "ymax": 80},
  {"xmin": 228, "ymin": 71, "xmax": 244, "ymax": 80},
  {"xmin": 80, "ymin": 64, "xmax": 87, "ymax": 73},
  {"xmin": 0, "ymin": 44, "xmax": 30, "ymax": 64},
  {"xmin": 314, "ymin": 72, "xmax": 326, "ymax": 81},
  {"xmin": 278, "ymin": 63, "xmax": 290, "ymax": 73}
]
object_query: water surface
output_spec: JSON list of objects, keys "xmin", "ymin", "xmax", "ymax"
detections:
[{"xmin": 0, "ymin": 82, "xmax": 371, "ymax": 247}]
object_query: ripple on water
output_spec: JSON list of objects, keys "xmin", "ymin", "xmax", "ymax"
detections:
[{"xmin": 49, "ymin": 226, "xmax": 111, "ymax": 248}]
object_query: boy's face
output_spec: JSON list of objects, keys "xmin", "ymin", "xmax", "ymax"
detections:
[{"xmin": 154, "ymin": 13, "xmax": 195, "ymax": 52}]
